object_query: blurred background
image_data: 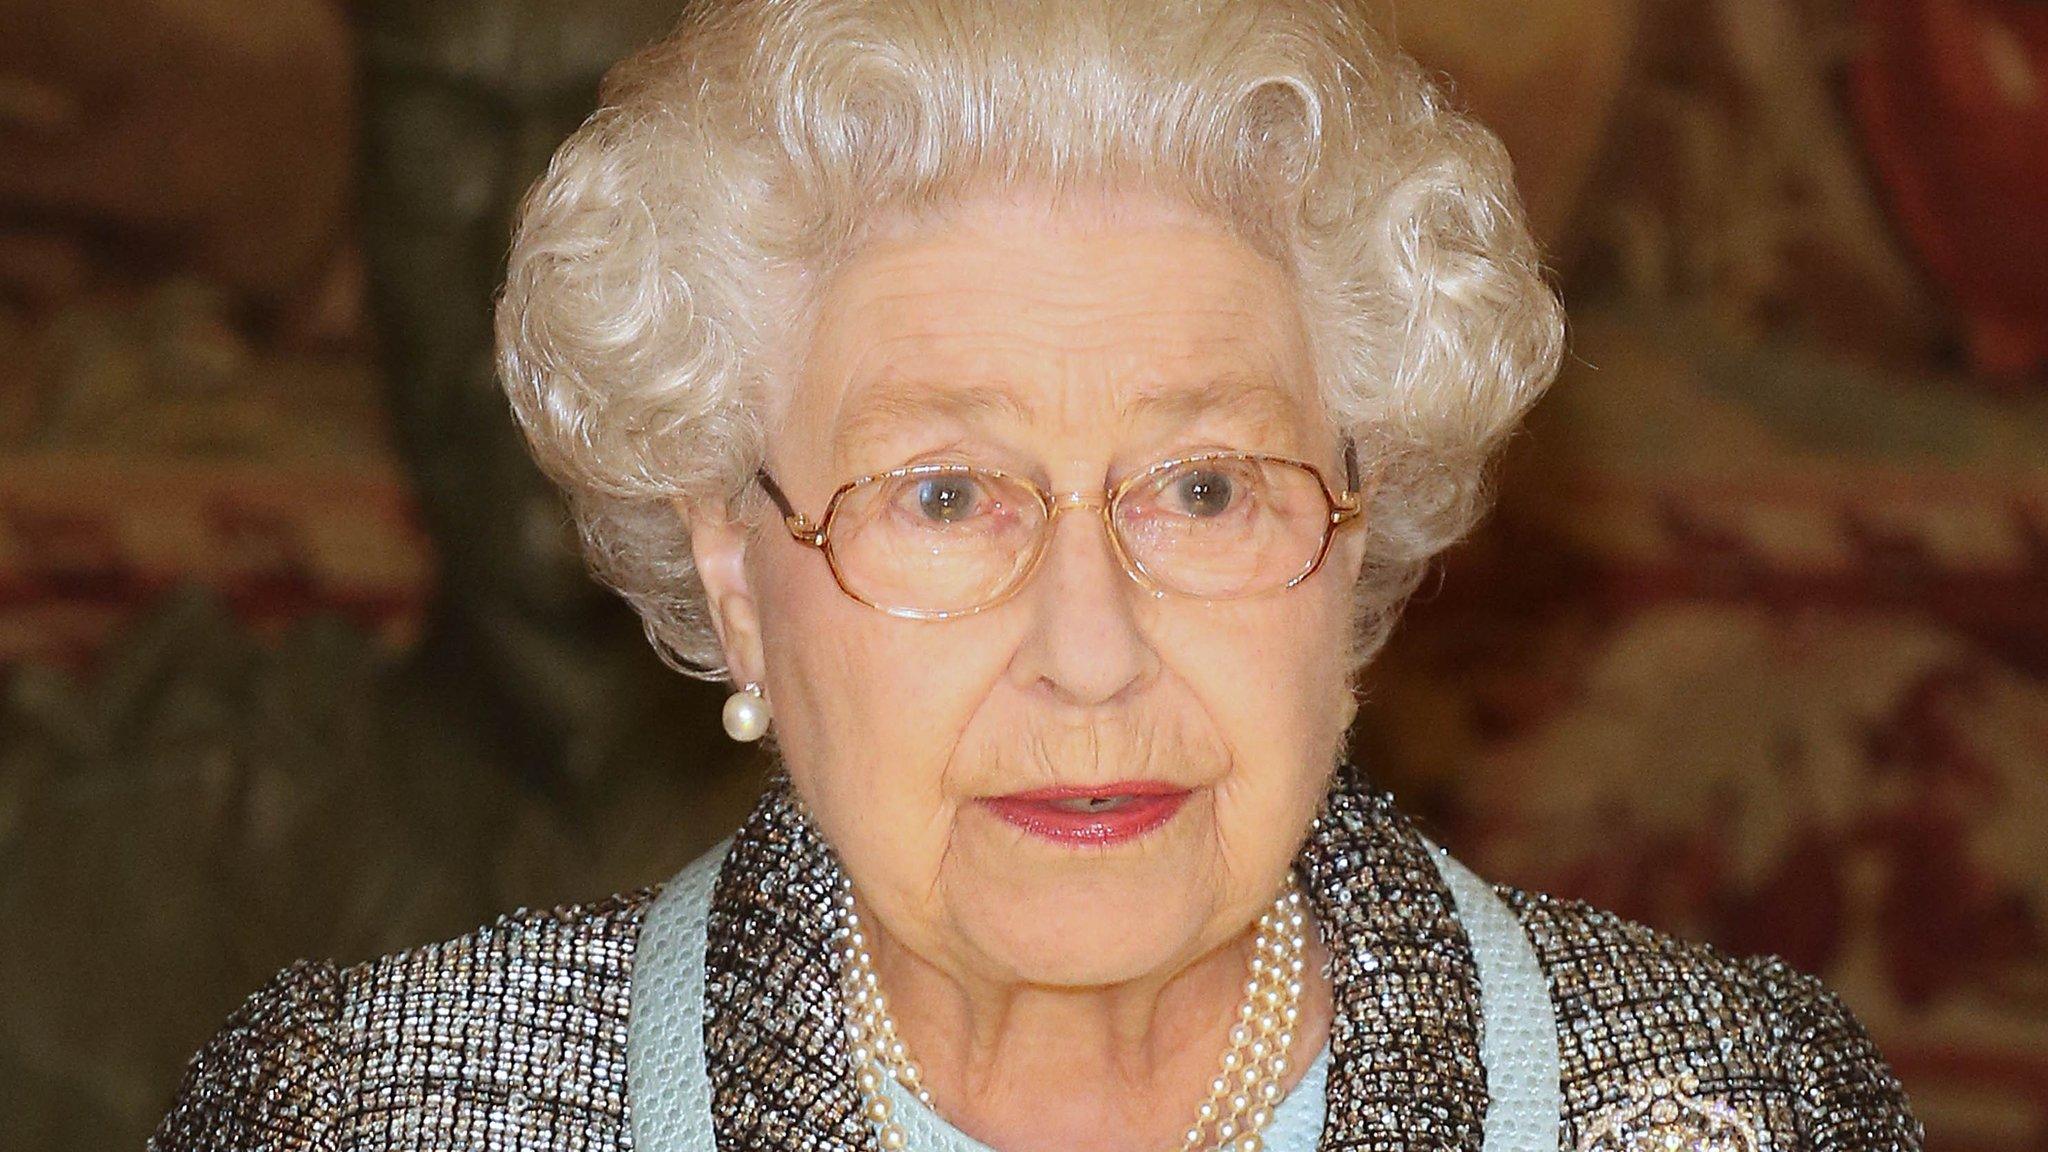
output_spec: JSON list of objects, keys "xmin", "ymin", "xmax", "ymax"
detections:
[{"xmin": 0, "ymin": 0, "xmax": 2043, "ymax": 1149}]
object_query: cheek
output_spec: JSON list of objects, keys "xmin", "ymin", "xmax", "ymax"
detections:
[
  {"xmin": 1167, "ymin": 585, "xmax": 1351, "ymax": 751},
  {"xmin": 751, "ymin": 542, "xmax": 1015, "ymax": 887},
  {"xmin": 1157, "ymin": 587, "xmax": 1353, "ymax": 836}
]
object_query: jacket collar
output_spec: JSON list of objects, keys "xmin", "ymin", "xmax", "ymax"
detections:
[{"xmin": 700, "ymin": 765, "xmax": 1488, "ymax": 1152}]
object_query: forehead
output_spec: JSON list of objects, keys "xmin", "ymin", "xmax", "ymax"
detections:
[{"xmin": 791, "ymin": 195, "xmax": 1322, "ymax": 468}]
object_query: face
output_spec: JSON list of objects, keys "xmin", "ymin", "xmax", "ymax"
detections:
[{"xmin": 689, "ymin": 190, "xmax": 1365, "ymax": 992}]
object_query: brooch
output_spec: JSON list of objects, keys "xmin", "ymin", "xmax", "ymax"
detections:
[{"xmin": 1577, "ymin": 1074, "xmax": 1761, "ymax": 1152}]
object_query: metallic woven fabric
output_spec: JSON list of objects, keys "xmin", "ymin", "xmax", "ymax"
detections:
[
  {"xmin": 150, "ymin": 767, "xmax": 1920, "ymax": 1152},
  {"xmin": 151, "ymin": 889, "xmax": 652, "ymax": 1152},
  {"xmin": 1508, "ymin": 890, "xmax": 1919, "ymax": 1150}
]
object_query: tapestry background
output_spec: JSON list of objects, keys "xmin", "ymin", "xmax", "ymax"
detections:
[{"xmin": 2, "ymin": 2, "xmax": 2042, "ymax": 1149}]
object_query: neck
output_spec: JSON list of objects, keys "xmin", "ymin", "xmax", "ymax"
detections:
[{"xmin": 860, "ymin": 903, "xmax": 1336, "ymax": 1152}]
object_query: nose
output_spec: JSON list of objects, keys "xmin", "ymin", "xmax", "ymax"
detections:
[{"xmin": 1008, "ymin": 499, "xmax": 1159, "ymax": 706}]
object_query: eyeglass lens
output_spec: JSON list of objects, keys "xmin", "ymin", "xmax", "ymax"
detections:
[{"xmin": 821, "ymin": 457, "xmax": 1339, "ymax": 616}]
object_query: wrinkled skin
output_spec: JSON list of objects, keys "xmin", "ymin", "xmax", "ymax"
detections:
[{"xmin": 688, "ymin": 190, "xmax": 1358, "ymax": 1152}]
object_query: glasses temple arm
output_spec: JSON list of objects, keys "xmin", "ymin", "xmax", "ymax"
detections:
[
  {"xmin": 755, "ymin": 468, "xmax": 827, "ymax": 545},
  {"xmin": 755, "ymin": 468, "xmax": 798, "ymax": 517}
]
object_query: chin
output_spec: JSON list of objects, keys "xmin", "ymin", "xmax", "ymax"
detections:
[
  {"xmin": 961, "ymin": 888, "xmax": 1216, "ymax": 988},
  {"xmin": 944, "ymin": 807, "xmax": 1236, "ymax": 987}
]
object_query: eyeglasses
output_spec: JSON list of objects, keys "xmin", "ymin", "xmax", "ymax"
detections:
[{"xmin": 755, "ymin": 444, "xmax": 1366, "ymax": 619}]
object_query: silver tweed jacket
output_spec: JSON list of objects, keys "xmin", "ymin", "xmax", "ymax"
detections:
[{"xmin": 150, "ymin": 768, "xmax": 1921, "ymax": 1152}]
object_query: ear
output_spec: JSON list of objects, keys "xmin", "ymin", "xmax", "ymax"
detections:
[
  {"xmin": 679, "ymin": 498, "xmax": 767, "ymax": 685},
  {"xmin": 1328, "ymin": 475, "xmax": 1377, "ymax": 588}
]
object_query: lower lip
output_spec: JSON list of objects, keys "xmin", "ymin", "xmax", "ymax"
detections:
[{"xmin": 978, "ymin": 789, "xmax": 1192, "ymax": 847}]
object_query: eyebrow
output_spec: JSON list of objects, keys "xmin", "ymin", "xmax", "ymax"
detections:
[
  {"xmin": 830, "ymin": 382, "xmax": 1033, "ymax": 462},
  {"xmin": 1120, "ymin": 375, "xmax": 1305, "ymax": 433},
  {"xmin": 829, "ymin": 375, "xmax": 1309, "ymax": 462}
]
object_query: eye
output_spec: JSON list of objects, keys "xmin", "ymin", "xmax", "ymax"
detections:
[
  {"xmin": 914, "ymin": 475, "xmax": 984, "ymax": 523},
  {"xmin": 1168, "ymin": 467, "xmax": 1238, "ymax": 517}
]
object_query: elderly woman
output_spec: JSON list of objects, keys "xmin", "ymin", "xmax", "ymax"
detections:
[{"xmin": 153, "ymin": 2, "xmax": 1919, "ymax": 1151}]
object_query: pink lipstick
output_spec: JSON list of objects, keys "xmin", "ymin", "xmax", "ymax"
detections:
[{"xmin": 978, "ymin": 781, "xmax": 1192, "ymax": 847}]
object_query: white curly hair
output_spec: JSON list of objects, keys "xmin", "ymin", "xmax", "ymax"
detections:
[{"xmin": 495, "ymin": 0, "xmax": 1564, "ymax": 679}]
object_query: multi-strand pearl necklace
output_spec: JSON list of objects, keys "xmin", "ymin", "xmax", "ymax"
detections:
[{"xmin": 830, "ymin": 876, "xmax": 1311, "ymax": 1152}]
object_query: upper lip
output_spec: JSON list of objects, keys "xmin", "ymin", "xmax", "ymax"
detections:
[{"xmin": 987, "ymin": 781, "xmax": 1192, "ymax": 802}]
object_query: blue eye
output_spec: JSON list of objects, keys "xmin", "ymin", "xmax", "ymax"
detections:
[
  {"xmin": 916, "ymin": 476, "xmax": 981, "ymax": 523},
  {"xmin": 1172, "ymin": 469, "xmax": 1236, "ymax": 517}
]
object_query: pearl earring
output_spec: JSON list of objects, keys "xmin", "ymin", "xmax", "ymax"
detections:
[{"xmin": 722, "ymin": 682, "xmax": 770, "ymax": 742}]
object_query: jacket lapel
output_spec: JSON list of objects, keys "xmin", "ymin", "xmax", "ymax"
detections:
[
  {"xmin": 699, "ymin": 768, "xmax": 1489, "ymax": 1152},
  {"xmin": 1303, "ymin": 767, "xmax": 1489, "ymax": 1152},
  {"xmin": 702, "ymin": 785, "xmax": 877, "ymax": 1152}
]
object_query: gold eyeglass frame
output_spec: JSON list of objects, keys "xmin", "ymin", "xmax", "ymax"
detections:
[{"xmin": 755, "ymin": 441, "xmax": 1367, "ymax": 620}]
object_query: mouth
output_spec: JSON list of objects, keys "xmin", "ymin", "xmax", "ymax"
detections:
[{"xmin": 977, "ymin": 781, "xmax": 1194, "ymax": 847}]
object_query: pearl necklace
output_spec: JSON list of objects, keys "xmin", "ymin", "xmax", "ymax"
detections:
[{"xmin": 831, "ymin": 877, "xmax": 1311, "ymax": 1152}]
